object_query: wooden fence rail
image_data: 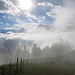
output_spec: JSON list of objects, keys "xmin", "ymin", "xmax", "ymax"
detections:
[{"xmin": 1, "ymin": 58, "xmax": 42, "ymax": 75}]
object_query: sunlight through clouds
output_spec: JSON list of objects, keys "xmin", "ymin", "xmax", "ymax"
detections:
[{"xmin": 16, "ymin": 0, "xmax": 33, "ymax": 10}]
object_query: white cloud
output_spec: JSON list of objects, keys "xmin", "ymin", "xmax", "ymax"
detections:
[
  {"xmin": 0, "ymin": 22, "xmax": 3, "ymax": 25},
  {"xmin": 37, "ymin": 2, "xmax": 54, "ymax": 7},
  {"xmin": 28, "ymin": 18, "xmax": 33, "ymax": 22},
  {"xmin": 38, "ymin": 16, "xmax": 45, "ymax": 22},
  {"xmin": 15, "ymin": 18, "xmax": 25, "ymax": 24},
  {"xmin": 25, "ymin": 12, "xmax": 45, "ymax": 22},
  {"xmin": 12, "ymin": 23, "xmax": 50, "ymax": 34},
  {"xmin": 46, "ymin": 12, "xmax": 56, "ymax": 18},
  {"xmin": 3, "ymin": 16, "xmax": 6, "ymax": 18},
  {"xmin": 0, "ymin": 24, "xmax": 75, "ymax": 50},
  {"xmin": 14, "ymin": 23, "xmax": 39, "ymax": 32},
  {"xmin": 46, "ymin": 5, "xmax": 62, "ymax": 18},
  {"xmin": 0, "ymin": 0, "xmax": 20, "ymax": 15},
  {"xmin": 4, "ymin": 27, "xmax": 18, "ymax": 30},
  {"xmin": 46, "ymin": 1, "xmax": 75, "ymax": 30},
  {"xmin": 25, "ymin": 12, "xmax": 38, "ymax": 20},
  {"xmin": 0, "ymin": 27, "xmax": 74, "ymax": 49},
  {"xmin": 6, "ymin": 23, "xmax": 10, "ymax": 26}
]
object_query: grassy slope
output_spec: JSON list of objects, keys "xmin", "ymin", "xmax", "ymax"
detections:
[
  {"xmin": 1, "ymin": 50, "xmax": 75, "ymax": 75},
  {"xmin": 0, "ymin": 61, "xmax": 75, "ymax": 75}
]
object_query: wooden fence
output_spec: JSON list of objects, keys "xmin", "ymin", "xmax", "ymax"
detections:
[
  {"xmin": 1, "ymin": 57, "xmax": 58, "ymax": 75},
  {"xmin": 1, "ymin": 58, "xmax": 37, "ymax": 75}
]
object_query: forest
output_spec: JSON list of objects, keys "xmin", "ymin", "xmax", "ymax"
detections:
[{"xmin": 0, "ymin": 39, "xmax": 72, "ymax": 65}]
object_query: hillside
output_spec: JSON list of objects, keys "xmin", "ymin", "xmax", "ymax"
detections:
[
  {"xmin": 63, "ymin": 50, "xmax": 75, "ymax": 62},
  {"xmin": 0, "ymin": 59, "xmax": 75, "ymax": 75}
]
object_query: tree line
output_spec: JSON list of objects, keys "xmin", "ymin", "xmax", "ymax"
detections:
[{"xmin": 3, "ymin": 39, "xmax": 72, "ymax": 64}]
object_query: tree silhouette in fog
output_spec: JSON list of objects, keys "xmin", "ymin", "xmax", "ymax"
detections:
[
  {"xmin": 32, "ymin": 43, "xmax": 42, "ymax": 58},
  {"xmin": 42, "ymin": 46, "xmax": 50, "ymax": 58},
  {"xmin": 22, "ymin": 46, "xmax": 31, "ymax": 59},
  {"xmin": 50, "ymin": 39, "xmax": 72, "ymax": 57}
]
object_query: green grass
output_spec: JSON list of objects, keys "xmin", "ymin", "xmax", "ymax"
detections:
[{"xmin": 0, "ymin": 59, "xmax": 75, "ymax": 75}]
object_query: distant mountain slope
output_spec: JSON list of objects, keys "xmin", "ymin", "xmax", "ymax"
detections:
[
  {"xmin": 18, "ymin": 28, "xmax": 26, "ymax": 33},
  {"xmin": 50, "ymin": 40, "xmax": 72, "ymax": 57},
  {"xmin": 63, "ymin": 50, "xmax": 75, "ymax": 61}
]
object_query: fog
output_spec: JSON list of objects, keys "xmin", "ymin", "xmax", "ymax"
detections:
[
  {"xmin": 0, "ymin": 37, "xmax": 72, "ymax": 65},
  {"xmin": 0, "ymin": 0, "xmax": 75, "ymax": 65}
]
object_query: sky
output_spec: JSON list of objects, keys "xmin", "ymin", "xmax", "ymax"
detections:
[
  {"xmin": 0, "ymin": 0, "xmax": 57, "ymax": 29},
  {"xmin": 0, "ymin": 0, "xmax": 75, "ymax": 48}
]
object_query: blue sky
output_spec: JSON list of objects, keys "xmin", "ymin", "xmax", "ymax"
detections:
[
  {"xmin": 0, "ymin": 0, "xmax": 75, "ymax": 48},
  {"xmin": 0, "ymin": 0, "xmax": 63, "ymax": 30}
]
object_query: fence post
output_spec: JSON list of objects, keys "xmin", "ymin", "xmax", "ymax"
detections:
[
  {"xmin": 9, "ymin": 61, "xmax": 11, "ymax": 75},
  {"xmin": 27, "ymin": 59, "xmax": 28, "ymax": 66},
  {"xmin": 35, "ymin": 59, "xmax": 36, "ymax": 65},
  {"xmin": 23, "ymin": 59, "xmax": 24, "ymax": 68},
  {"xmin": 20, "ymin": 58, "xmax": 22, "ymax": 72},
  {"xmin": 15, "ymin": 57, "xmax": 19, "ymax": 75},
  {"xmin": 2, "ymin": 67, "xmax": 4, "ymax": 75}
]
